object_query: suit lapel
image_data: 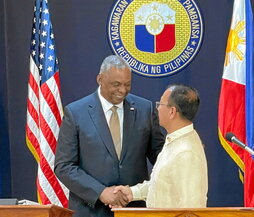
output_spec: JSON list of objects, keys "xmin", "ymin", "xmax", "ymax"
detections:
[
  {"xmin": 121, "ymin": 96, "xmax": 136, "ymax": 161},
  {"xmin": 88, "ymin": 92, "xmax": 118, "ymax": 160}
]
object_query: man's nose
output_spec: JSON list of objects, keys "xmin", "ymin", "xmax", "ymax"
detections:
[{"xmin": 118, "ymin": 85, "xmax": 127, "ymax": 94}]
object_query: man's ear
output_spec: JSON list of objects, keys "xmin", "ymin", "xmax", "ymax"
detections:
[
  {"xmin": 169, "ymin": 106, "xmax": 177, "ymax": 119},
  {"xmin": 97, "ymin": 74, "xmax": 102, "ymax": 85}
]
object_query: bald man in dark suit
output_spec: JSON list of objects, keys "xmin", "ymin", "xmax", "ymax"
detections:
[{"xmin": 54, "ymin": 55, "xmax": 164, "ymax": 217}]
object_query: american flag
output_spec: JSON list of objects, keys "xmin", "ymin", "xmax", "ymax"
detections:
[{"xmin": 26, "ymin": 0, "xmax": 69, "ymax": 207}]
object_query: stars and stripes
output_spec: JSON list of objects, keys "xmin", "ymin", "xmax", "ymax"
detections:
[{"xmin": 26, "ymin": 0, "xmax": 68, "ymax": 207}]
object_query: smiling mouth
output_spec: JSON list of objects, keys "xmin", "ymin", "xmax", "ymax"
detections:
[
  {"xmin": 116, "ymin": 96, "xmax": 123, "ymax": 98},
  {"xmin": 115, "ymin": 95, "xmax": 125, "ymax": 99}
]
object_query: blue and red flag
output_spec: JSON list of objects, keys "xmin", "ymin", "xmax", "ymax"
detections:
[
  {"xmin": 244, "ymin": 0, "xmax": 254, "ymax": 206},
  {"xmin": 134, "ymin": 2, "xmax": 176, "ymax": 53},
  {"xmin": 218, "ymin": 0, "xmax": 254, "ymax": 207}
]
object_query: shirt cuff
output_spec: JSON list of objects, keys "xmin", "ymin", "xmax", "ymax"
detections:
[{"xmin": 130, "ymin": 185, "xmax": 143, "ymax": 201}]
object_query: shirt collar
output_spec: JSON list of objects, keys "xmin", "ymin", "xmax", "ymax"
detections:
[
  {"xmin": 97, "ymin": 86, "xmax": 123, "ymax": 113},
  {"xmin": 165, "ymin": 124, "xmax": 194, "ymax": 144}
]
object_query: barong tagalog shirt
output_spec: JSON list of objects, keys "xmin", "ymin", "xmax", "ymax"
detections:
[{"xmin": 131, "ymin": 124, "xmax": 208, "ymax": 208}]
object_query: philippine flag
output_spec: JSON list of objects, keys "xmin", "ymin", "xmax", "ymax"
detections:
[
  {"xmin": 134, "ymin": 2, "xmax": 176, "ymax": 53},
  {"xmin": 218, "ymin": 0, "xmax": 254, "ymax": 207}
]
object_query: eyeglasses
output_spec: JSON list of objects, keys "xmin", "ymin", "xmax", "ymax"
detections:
[
  {"xmin": 155, "ymin": 101, "xmax": 169, "ymax": 109},
  {"xmin": 155, "ymin": 102, "xmax": 180, "ymax": 112}
]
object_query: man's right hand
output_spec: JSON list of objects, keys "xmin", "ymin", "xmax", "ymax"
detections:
[
  {"xmin": 110, "ymin": 185, "xmax": 133, "ymax": 208},
  {"xmin": 99, "ymin": 186, "xmax": 129, "ymax": 207}
]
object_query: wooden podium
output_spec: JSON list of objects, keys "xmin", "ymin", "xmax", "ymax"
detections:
[
  {"xmin": 0, "ymin": 204, "xmax": 74, "ymax": 217},
  {"xmin": 113, "ymin": 207, "xmax": 254, "ymax": 217}
]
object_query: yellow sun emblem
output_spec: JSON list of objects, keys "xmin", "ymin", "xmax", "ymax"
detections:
[
  {"xmin": 225, "ymin": 20, "xmax": 246, "ymax": 66},
  {"xmin": 146, "ymin": 14, "xmax": 164, "ymax": 35}
]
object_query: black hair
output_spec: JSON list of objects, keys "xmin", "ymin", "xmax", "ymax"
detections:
[{"xmin": 167, "ymin": 84, "xmax": 200, "ymax": 121}]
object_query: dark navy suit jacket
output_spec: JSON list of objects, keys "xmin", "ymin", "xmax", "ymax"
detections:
[{"xmin": 54, "ymin": 91, "xmax": 164, "ymax": 217}]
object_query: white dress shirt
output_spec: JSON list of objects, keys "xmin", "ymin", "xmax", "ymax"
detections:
[
  {"xmin": 97, "ymin": 86, "xmax": 123, "ymax": 147},
  {"xmin": 131, "ymin": 124, "xmax": 208, "ymax": 208}
]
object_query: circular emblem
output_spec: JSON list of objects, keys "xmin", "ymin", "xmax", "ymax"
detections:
[{"xmin": 107, "ymin": 0, "xmax": 204, "ymax": 77}]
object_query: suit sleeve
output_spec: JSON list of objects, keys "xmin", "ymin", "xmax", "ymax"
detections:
[
  {"xmin": 54, "ymin": 106, "xmax": 105, "ymax": 208},
  {"xmin": 146, "ymin": 102, "xmax": 165, "ymax": 165}
]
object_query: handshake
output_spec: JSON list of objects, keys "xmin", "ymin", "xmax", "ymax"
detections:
[{"xmin": 99, "ymin": 185, "xmax": 133, "ymax": 208}]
